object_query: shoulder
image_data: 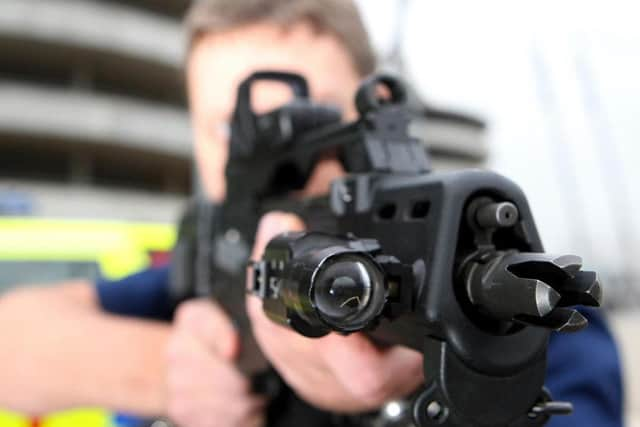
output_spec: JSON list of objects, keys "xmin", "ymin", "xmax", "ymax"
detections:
[{"xmin": 546, "ymin": 309, "xmax": 623, "ymax": 427}]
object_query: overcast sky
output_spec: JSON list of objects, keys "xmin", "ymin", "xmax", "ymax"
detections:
[{"xmin": 357, "ymin": 0, "xmax": 640, "ymax": 306}]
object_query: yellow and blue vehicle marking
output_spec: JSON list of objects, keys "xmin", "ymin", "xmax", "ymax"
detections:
[{"xmin": 0, "ymin": 217, "xmax": 176, "ymax": 427}]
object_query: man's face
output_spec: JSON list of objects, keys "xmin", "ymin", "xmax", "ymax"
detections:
[{"xmin": 187, "ymin": 21, "xmax": 363, "ymax": 202}]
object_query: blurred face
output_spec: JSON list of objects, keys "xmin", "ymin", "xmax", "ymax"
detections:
[{"xmin": 187, "ymin": 21, "xmax": 362, "ymax": 202}]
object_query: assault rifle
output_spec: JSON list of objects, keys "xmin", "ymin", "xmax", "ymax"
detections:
[{"xmin": 171, "ymin": 71, "xmax": 602, "ymax": 427}]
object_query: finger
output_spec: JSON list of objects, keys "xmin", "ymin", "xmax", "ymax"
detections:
[
  {"xmin": 244, "ymin": 295, "xmax": 333, "ymax": 390},
  {"xmin": 320, "ymin": 333, "xmax": 423, "ymax": 408},
  {"xmin": 244, "ymin": 409, "xmax": 266, "ymax": 427},
  {"xmin": 320, "ymin": 333, "xmax": 386, "ymax": 401},
  {"xmin": 251, "ymin": 212, "xmax": 305, "ymax": 259},
  {"xmin": 380, "ymin": 346, "xmax": 424, "ymax": 396},
  {"xmin": 238, "ymin": 395, "xmax": 268, "ymax": 425},
  {"xmin": 166, "ymin": 343, "xmax": 251, "ymax": 396},
  {"xmin": 172, "ymin": 299, "xmax": 239, "ymax": 360},
  {"xmin": 168, "ymin": 394, "xmax": 264, "ymax": 427},
  {"xmin": 180, "ymin": 393, "xmax": 266, "ymax": 427}
]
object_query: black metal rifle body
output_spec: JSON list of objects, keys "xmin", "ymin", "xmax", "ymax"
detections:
[{"xmin": 173, "ymin": 71, "xmax": 602, "ymax": 427}]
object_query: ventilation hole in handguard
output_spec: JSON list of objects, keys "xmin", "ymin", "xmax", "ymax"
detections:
[
  {"xmin": 410, "ymin": 200, "xmax": 431, "ymax": 219},
  {"xmin": 377, "ymin": 203, "xmax": 397, "ymax": 220}
]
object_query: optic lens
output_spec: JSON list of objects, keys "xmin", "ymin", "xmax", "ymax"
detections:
[{"xmin": 313, "ymin": 254, "xmax": 383, "ymax": 328}]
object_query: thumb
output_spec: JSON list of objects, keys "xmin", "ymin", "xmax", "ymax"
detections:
[{"xmin": 251, "ymin": 212, "xmax": 306, "ymax": 259}]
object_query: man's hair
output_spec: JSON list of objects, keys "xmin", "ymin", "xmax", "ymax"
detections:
[{"xmin": 184, "ymin": 0, "xmax": 376, "ymax": 76}]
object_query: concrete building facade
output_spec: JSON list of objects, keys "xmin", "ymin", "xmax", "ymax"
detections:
[
  {"xmin": 0, "ymin": 0, "xmax": 487, "ymax": 222},
  {"xmin": 0, "ymin": 0, "xmax": 191, "ymax": 222}
]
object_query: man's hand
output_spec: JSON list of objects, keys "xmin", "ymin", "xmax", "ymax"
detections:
[
  {"xmin": 166, "ymin": 299, "xmax": 265, "ymax": 427},
  {"xmin": 246, "ymin": 212, "xmax": 424, "ymax": 413}
]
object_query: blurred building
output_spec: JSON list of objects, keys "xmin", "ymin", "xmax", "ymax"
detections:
[
  {"xmin": 0, "ymin": 0, "xmax": 493, "ymax": 225},
  {"xmin": 0, "ymin": 0, "xmax": 192, "ymax": 222}
]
